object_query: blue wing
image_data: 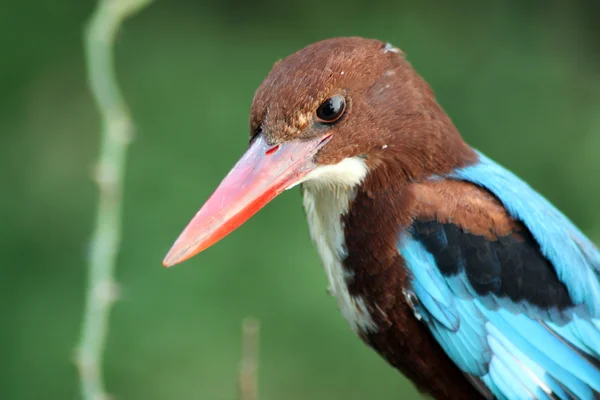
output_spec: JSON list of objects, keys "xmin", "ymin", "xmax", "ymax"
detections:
[
  {"xmin": 400, "ymin": 152, "xmax": 600, "ymax": 399},
  {"xmin": 451, "ymin": 152, "xmax": 600, "ymax": 315}
]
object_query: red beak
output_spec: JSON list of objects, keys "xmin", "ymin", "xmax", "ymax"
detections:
[{"xmin": 163, "ymin": 134, "xmax": 330, "ymax": 267}]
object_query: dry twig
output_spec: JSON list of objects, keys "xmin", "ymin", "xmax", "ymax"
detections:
[{"xmin": 239, "ymin": 318, "xmax": 260, "ymax": 400}]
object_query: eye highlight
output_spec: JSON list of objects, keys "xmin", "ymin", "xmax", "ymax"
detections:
[{"xmin": 316, "ymin": 95, "xmax": 346, "ymax": 124}]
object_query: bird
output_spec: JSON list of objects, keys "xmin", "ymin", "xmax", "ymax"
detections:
[{"xmin": 163, "ymin": 37, "xmax": 600, "ymax": 399}]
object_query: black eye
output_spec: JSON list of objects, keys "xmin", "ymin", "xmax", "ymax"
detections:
[{"xmin": 316, "ymin": 95, "xmax": 346, "ymax": 124}]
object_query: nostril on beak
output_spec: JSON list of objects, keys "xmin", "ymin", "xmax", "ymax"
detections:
[
  {"xmin": 318, "ymin": 134, "xmax": 333, "ymax": 146},
  {"xmin": 265, "ymin": 145, "xmax": 280, "ymax": 155}
]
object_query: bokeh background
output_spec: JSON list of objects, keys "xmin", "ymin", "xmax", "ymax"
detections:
[{"xmin": 3, "ymin": 1, "xmax": 600, "ymax": 399}]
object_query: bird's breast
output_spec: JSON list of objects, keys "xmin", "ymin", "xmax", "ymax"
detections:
[{"xmin": 302, "ymin": 184, "xmax": 377, "ymax": 334}]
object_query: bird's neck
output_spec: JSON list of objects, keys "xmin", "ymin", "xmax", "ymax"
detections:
[
  {"xmin": 301, "ymin": 158, "xmax": 484, "ymax": 398},
  {"xmin": 301, "ymin": 172, "xmax": 378, "ymax": 334},
  {"xmin": 300, "ymin": 138, "xmax": 479, "ymax": 332}
]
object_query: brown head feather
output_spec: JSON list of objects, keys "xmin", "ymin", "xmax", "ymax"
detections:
[{"xmin": 250, "ymin": 37, "xmax": 477, "ymax": 191}]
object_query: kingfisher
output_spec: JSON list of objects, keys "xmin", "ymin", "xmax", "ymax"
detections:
[{"xmin": 163, "ymin": 37, "xmax": 600, "ymax": 399}]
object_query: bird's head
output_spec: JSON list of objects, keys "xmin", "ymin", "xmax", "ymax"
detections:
[{"xmin": 163, "ymin": 37, "xmax": 473, "ymax": 267}]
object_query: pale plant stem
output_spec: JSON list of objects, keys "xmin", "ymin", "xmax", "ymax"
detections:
[
  {"xmin": 239, "ymin": 318, "xmax": 260, "ymax": 400},
  {"xmin": 76, "ymin": 1, "xmax": 153, "ymax": 399}
]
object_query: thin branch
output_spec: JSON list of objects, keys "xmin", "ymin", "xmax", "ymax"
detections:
[
  {"xmin": 239, "ymin": 318, "xmax": 260, "ymax": 400},
  {"xmin": 75, "ymin": 1, "xmax": 153, "ymax": 399}
]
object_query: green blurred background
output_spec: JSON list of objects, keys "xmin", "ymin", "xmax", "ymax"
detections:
[{"xmin": 3, "ymin": 1, "xmax": 600, "ymax": 399}]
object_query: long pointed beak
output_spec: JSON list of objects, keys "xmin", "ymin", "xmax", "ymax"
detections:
[{"xmin": 163, "ymin": 134, "xmax": 330, "ymax": 267}]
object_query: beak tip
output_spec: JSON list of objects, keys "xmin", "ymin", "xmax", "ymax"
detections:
[
  {"xmin": 162, "ymin": 254, "xmax": 177, "ymax": 268},
  {"xmin": 162, "ymin": 247, "xmax": 186, "ymax": 268},
  {"xmin": 162, "ymin": 240, "xmax": 201, "ymax": 268}
]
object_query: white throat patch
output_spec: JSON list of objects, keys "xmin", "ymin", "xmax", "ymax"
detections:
[{"xmin": 300, "ymin": 157, "xmax": 377, "ymax": 334}]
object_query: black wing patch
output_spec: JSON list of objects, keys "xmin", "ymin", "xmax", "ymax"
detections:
[{"xmin": 411, "ymin": 220, "xmax": 574, "ymax": 311}]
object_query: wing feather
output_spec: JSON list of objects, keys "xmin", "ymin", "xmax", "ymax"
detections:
[
  {"xmin": 451, "ymin": 152, "xmax": 600, "ymax": 315},
  {"xmin": 399, "ymin": 152, "xmax": 600, "ymax": 398}
]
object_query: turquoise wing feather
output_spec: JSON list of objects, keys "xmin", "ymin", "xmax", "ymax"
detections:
[{"xmin": 399, "ymin": 152, "xmax": 600, "ymax": 399}]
